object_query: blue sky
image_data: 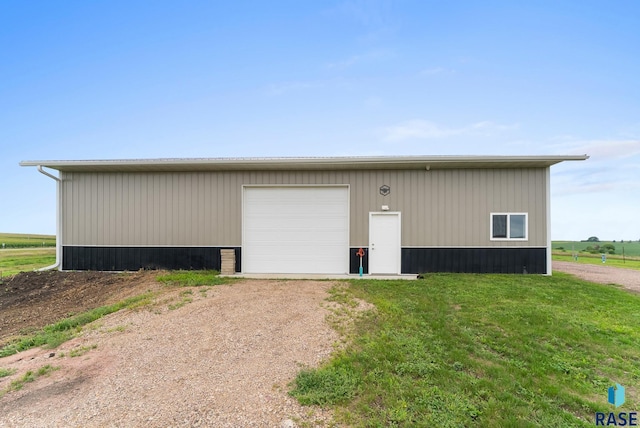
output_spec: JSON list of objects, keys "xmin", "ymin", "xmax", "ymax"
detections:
[{"xmin": 1, "ymin": 1, "xmax": 638, "ymax": 240}]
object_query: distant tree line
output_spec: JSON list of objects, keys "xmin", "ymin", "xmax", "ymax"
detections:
[
  {"xmin": 584, "ymin": 243, "xmax": 615, "ymax": 254},
  {"xmin": 580, "ymin": 237, "xmax": 640, "ymax": 244},
  {"xmin": 559, "ymin": 236, "xmax": 640, "ymax": 255}
]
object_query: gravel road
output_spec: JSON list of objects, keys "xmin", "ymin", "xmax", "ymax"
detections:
[
  {"xmin": 0, "ymin": 280, "xmax": 342, "ymax": 427},
  {"xmin": 553, "ymin": 261, "xmax": 640, "ymax": 293}
]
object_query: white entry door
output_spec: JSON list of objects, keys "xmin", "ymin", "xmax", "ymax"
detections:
[{"xmin": 369, "ymin": 212, "xmax": 401, "ymax": 274}]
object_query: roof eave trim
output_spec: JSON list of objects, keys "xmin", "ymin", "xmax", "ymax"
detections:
[{"xmin": 19, "ymin": 154, "xmax": 590, "ymax": 171}]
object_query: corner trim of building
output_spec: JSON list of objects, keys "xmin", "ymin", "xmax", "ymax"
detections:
[{"xmin": 546, "ymin": 166, "xmax": 552, "ymax": 275}]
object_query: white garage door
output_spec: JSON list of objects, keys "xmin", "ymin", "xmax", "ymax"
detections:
[{"xmin": 243, "ymin": 186, "xmax": 349, "ymax": 274}]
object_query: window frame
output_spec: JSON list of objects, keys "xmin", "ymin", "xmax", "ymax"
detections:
[{"xmin": 490, "ymin": 212, "xmax": 528, "ymax": 241}]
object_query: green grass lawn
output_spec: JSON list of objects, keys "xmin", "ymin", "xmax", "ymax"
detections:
[
  {"xmin": 291, "ymin": 274, "xmax": 640, "ymax": 427},
  {"xmin": 156, "ymin": 270, "xmax": 234, "ymax": 286},
  {"xmin": 0, "ymin": 233, "xmax": 55, "ymax": 249},
  {"xmin": 0, "ymin": 248, "xmax": 56, "ymax": 277}
]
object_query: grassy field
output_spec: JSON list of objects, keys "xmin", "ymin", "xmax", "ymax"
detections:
[
  {"xmin": 553, "ymin": 240, "xmax": 640, "ymax": 257},
  {"xmin": 291, "ymin": 274, "xmax": 640, "ymax": 426},
  {"xmin": 0, "ymin": 248, "xmax": 56, "ymax": 277},
  {"xmin": 553, "ymin": 253, "xmax": 640, "ymax": 271},
  {"xmin": 0, "ymin": 233, "xmax": 57, "ymax": 277},
  {"xmin": 0, "ymin": 233, "xmax": 55, "ymax": 249}
]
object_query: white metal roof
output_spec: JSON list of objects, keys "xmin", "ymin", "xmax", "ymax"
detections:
[{"xmin": 20, "ymin": 155, "xmax": 589, "ymax": 172}]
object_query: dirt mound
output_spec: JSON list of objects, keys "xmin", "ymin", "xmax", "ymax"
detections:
[
  {"xmin": 0, "ymin": 270, "xmax": 163, "ymax": 347},
  {"xmin": 0, "ymin": 277, "xmax": 341, "ymax": 426}
]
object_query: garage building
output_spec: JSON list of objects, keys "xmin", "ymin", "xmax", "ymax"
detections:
[{"xmin": 21, "ymin": 155, "xmax": 587, "ymax": 275}]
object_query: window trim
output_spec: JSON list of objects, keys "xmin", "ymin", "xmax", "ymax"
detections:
[{"xmin": 490, "ymin": 212, "xmax": 528, "ymax": 241}]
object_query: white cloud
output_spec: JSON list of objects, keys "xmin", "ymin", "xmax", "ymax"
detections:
[
  {"xmin": 382, "ymin": 120, "xmax": 456, "ymax": 140},
  {"xmin": 550, "ymin": 143, "xmax": 640, "ymax": 199},
  {"xmin": 330, "ymin": 0, "xmax": 392, "ymax": 26},
  {"xmin": 618, "ymin": 122, "xmax": 640, "ymax": 138},
  {"xmin": 552, "ymin": 182, "xmax": 618, "ymax": 196},
  {"xmin": 548, "ymin": 139, "xmax": 640, "ymax": 160},
  {"xmin": 469, "ymin": 121, "xmax": 519, "ymax": 133},
  {"xmin": 381, "ymin": 119, "xmax": 518, "ymax": 142}
]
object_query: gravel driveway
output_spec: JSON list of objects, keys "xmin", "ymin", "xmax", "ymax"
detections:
[
  {"xmin": 553, "ymin": 261, "xmax": 640, "ymax": 293},
  {"xmin": 0, "ymin": 280, "xmax": 341, "ymax": 427}
]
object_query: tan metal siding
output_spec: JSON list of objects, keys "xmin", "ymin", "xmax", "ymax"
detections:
[{"xmin": 61, "ymin": 168, "xmax": 547, "ymax": 248}]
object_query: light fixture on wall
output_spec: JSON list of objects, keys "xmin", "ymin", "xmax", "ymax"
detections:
[{"xmin": 381, "ymin": 205, "xmax": 389, "ymax": 211}]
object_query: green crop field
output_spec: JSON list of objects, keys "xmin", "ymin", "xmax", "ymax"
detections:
[
  {"xmin": 0, "ymin": 233, "xmax": 57, "ymax": 277},
  {"xmin": 0, "ymin": 233, "xmax": 56, "ymax": 249},
  {"xmin": 0, "ymin": 248, "xmax": 57, "ymax": 277},
  {"xmin": 553, "ymin": 240, "xmax": 640, "ymax": 258}
]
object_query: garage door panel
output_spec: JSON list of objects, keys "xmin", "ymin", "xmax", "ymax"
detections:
[
  {"xmin": 245, "ymin": 217, "xmax": 345, "ymax": 229},
  {"xmin": 247, "ymin": 204, "xmax": 347, "ymax": 216},
  {"xmin": 243, "ymin": 187, "xmax": 349, "ymax": 274},
  {"xmin": 246, "ymin": 231, "xmax": 346, "ymax": 242}
]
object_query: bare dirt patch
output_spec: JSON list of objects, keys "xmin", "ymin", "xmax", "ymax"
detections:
[
  {"xmin": 553, "ymin": 261, "xmax": 640, "ymax": 293},
  {"xmin": 0, "ymin": 272, "xmax": 348, "ymax": 427},
  {"xmin": 0, "ymin": 270, "xmax": 163, "ymax": 347}
]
